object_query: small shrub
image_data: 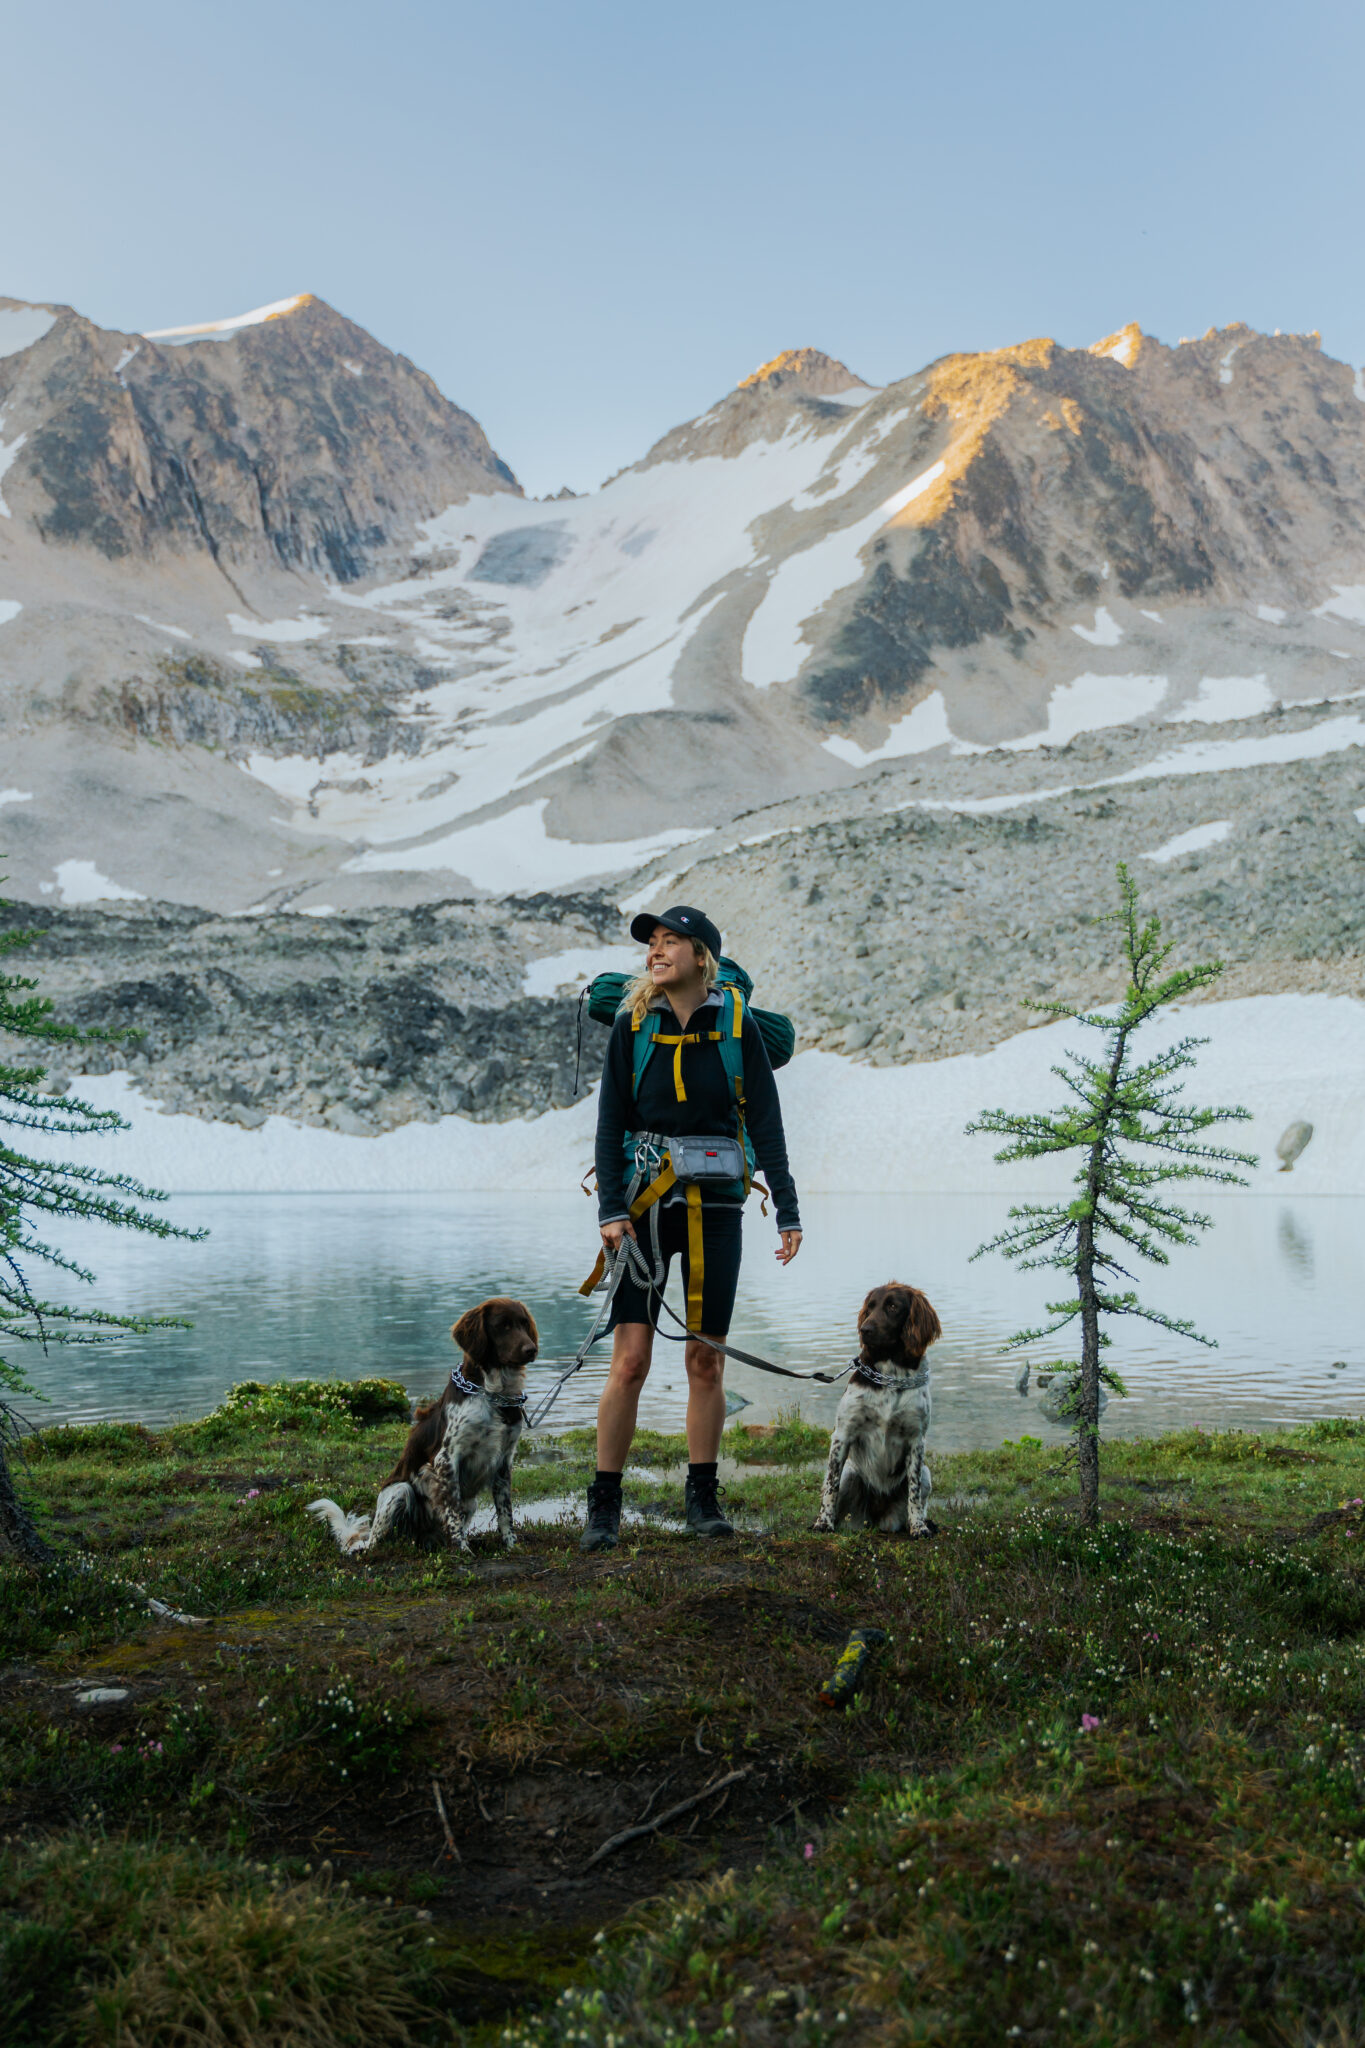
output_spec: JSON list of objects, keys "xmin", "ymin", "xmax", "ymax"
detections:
[
  {"xmin": 24, "ymin": 1422, "xmax": 159, "ymax": 1466},
  {"xmin": 1304, "ymin": 1417, "xmax": 1365, "ymax": 1442},
  {"xmin": 215, "ymin": 1377, "xmax": 410, "ymax": 1429}
]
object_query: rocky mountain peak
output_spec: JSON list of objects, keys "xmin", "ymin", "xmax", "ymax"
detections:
[
  {"xmin": 0, "ymin": 290, "xmax": 520, "ymax": 584},
  {"xmin": 637, "ymin": 346, "xmax": 874, "ymax": 469},
  {"xmin": 736, "ymin": 347, "xmax": 865, "ymax": 397},
  {"xmin": 1089, "ymin": 321, "xmax": 1146, "ymax": 368}
]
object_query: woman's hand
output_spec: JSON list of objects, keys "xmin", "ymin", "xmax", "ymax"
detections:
[
  {"xmin": 600, "ymin": 1219, "xmax": 638, "ymax": 1253},
  {"xmin": 775, "ymin": 1229, "xmax": 803, "ymax": 1266}
]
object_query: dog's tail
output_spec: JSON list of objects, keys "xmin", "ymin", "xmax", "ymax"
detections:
[
  {"xmin": 305, "ymin": 1497, "xmax": 374, "ymax": 1555},
  {"xmin": 368, "ymin": 1481, "xmax": 420, "ymax": 1548}
]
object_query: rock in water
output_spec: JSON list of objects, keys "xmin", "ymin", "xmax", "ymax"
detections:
[
  {"xmin": 1038, "ymin": 1374, "xmax": 1109, "ymax": 1425},
  {"xmin": 1277, "ymin": 1121, "xmax": 1314, "ymax": 1171}
]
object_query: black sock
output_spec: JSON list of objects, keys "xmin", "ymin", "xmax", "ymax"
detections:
[
  {"xmin": 594, "ymin": 1469, "xmax": 623, "ymax": 1497},
  {"xmin": 688, "ymin": 1461, "xmax": 718, "ymax": 1485}
]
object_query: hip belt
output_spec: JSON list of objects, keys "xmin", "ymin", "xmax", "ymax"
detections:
[{"xmin": 581, "ymin": 1132, "xmax": 746, "ymax": 1334}]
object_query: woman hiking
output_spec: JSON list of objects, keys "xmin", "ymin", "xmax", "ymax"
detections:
[{"xmin": 581, "ymin": 905, "xmax": 802, "ymax": 1553}]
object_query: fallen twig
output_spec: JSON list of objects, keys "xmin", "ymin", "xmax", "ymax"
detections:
[
  {"xmin": 432, "ymin": 1776, "xmax": 461, "ymax": 1863},
  {"xmin": 584, "ymin": 1768, "xmax": 750, "ymax": 1870}
]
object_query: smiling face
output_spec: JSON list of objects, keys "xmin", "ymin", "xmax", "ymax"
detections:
[
  {"xmin": 857, "ymin": 1284, "xmax": 942, "ymax": 1365},
  {"xmin": 646, "ymin": 925, "xmax": 707, "ymax": 996}
]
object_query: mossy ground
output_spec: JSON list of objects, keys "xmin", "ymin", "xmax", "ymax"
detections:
[{"xmin": 3, "ymin": 1385, "xmax": 1365, "ymax": 2044}]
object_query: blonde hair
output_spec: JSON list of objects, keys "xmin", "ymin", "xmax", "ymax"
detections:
[{"xmin": 621, "ymin": 940, "xmax": 720, "ymax": 1025}]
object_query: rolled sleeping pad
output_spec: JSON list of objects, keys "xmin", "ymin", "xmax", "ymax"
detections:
[{"xmin": 818, "ymin": 1626, "xmax": 889, "ymax": 1709}]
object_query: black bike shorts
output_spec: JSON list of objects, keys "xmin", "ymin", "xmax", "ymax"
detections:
[{"xmin": 606, "ymin": 1200, "xmax": 743, "ymax": 1340}]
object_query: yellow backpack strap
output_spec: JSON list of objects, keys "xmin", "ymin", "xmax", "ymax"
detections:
[{"xmin": 684, "ymin": 1181, "xmax": 705, "ymax": 1334}]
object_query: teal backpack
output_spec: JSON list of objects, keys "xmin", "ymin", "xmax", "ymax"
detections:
[
  {"xmin": 584, "ymin": 956, "xmax": 795, "ymax": 1067},
  {"xmin": 582, "ymin": 956, "xmax": 796, "ymax": 1204}
]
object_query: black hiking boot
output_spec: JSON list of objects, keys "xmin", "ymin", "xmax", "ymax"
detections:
[
  {"xmin": 684, "ymin": 1473, "xmax": 735, "ymax": 1539},
  {"xmin": 580, "ymin": 1480, "xmax": 621, "ymax": 1553}
]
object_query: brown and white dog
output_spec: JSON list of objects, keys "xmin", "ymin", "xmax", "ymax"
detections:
[
  {"xmin": 307, "ymin": 1298, "xmax": 539, "ymax": 1556},
  {"xmin": 813, "ymin": 1283, "xmax": 942, "ymax": 1536}
]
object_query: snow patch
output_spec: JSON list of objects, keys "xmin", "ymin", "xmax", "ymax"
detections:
[
  {"xmin": 522, "ymin": 944, "xmax": 641, "ymax": 997},
  {"xmin": 0, "ymin": 788, "xmax": 33, "ymax": 808},
  {"xmin": 227, "ymin": 612, "xmax": 329, "ymax": 642},
  {"xmin": 744, "ymin": 459, "xmax": 946, "ymax": 689},
  {"xmin": 0, "ymin": 307, "xmax": 56, "ymax": 359},
  {"xmin": 1071, "ymin": 606, "xmax": 1123, "ymax": 647},
  {"xmin": 893, "ymin": 714, "xmax": 1365, "ymax": 822},
  {"xmin": 1313, "ymin": 586, "xmax": 1365, "ymax": 624},
  {"xmin": 1167, "ymin": 674, "xmax": 1275, "ymax": 724},
  {"xmin": 1257, "ymin": 605, "xmax": 1287, "ymax": 625},
  {"xmin": 1108, "ymin": 716, "xmax": 1365, "ymax": 783},
  {"xmin": 1004, "ymin": 672, "xmax": 1167, "ymax": 750},
  {"xmin": 228, "ymin": 651, "xmax": 263, "ymax": 671},
  {"xmin": 135, "ymin": 614, "xmax": 193, "ymax": 641},
  {"xmin": 0, "ymin": 418, "xmax": 27, "ymax": 516},
  {"xmin": 1140, "ymin": 609, "xmax": 1163, "ymax": 623},
  {"xmin": 53, "ymin": 860, "xmax": 146, "ymax": 905},
  {"xmin": 790, "ymin": 404, "xmax": 911, "ymax": 511},
  {"xmin": 145, "ymin": 295, "xmax": 308, "ymax": 344},
  {"xmin": 1219, "ymin": 344, "xmax": 1241, "ymax": 385},
  {"xmin": 1097, "ymin": 333, "xmax": 1137, "ymax": 367},
  {"xmin": 0, "ymin": 600, "xmax": 22, "ymax": 627},
  {"xmin": 1355, "ymin": 368, "xmax": 1365, "ymax": 403},
  {"xmin": 823, "ymin": 689, "xmax": 977, "ymax": 766},
  {"xmin": 35, "ymin": 995, "xmax": 1365, "ymax": 1198},
  {"xmin": 343, "ymin": 797, "xmax": 705, "ymax": 893},
  {"xmin": 1354, "ymin": 806, "xmax": 1365, "ymax": 825},
  {"xmin": 1142, "ymin": 820, "xmax": 1233, "ymax": 864}
]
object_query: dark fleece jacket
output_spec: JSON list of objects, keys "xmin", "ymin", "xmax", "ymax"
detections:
[{"xmin": 594, "ymin": 997, "xmax": 801, "ymax": 1231}]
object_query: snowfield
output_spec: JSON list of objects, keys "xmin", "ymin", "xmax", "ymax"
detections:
[{"xmin": 39, "ymin": 995, "xmax": 1365, "ymax": 1197}]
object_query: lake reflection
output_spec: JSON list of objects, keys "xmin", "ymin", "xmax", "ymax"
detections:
[{"xmin": 15, "ymin": 1193, "xmax": 1364, "ymax": 1451}]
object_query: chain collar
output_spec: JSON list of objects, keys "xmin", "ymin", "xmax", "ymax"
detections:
[
  {"xmin": 850, "ymin": 1356, "xmax": 927, "ymax": 1389},
  {"xmin": 451, "ymin": 1363, "xmax": 527, "ymax": 1408}
]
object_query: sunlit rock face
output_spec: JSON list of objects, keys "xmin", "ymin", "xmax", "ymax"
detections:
[
  {"xmin": 1, "ymin": 297, "xmax": 1363, "ymax": 962},
  {"xmin": 0, "ymin": 291, "xmax": 518, "ymax": 580}
]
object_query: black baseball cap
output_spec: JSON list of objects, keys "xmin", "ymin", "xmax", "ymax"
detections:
[{"xmin": 628, "ymin": 904, "xmax": 723, "ymax": 960}]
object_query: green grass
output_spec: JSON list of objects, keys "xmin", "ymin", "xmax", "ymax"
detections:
[{"xmin": 4, "ymin": 1385, "xmax": 1365, "ymax": 2044}]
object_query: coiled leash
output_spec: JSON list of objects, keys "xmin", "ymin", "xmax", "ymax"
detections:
[{"xmin": 524, "ymin": 1232, "xmax": 862, "ymax": 1434}]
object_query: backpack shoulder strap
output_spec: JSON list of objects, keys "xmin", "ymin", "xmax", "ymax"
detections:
[
  {"xmin": 716, "ymin": 985, "xmax": 745, "ymax": 1096},
  {"xmin": 630, "ymin": 1006, "xmax": 661, "ymax": 1093}
]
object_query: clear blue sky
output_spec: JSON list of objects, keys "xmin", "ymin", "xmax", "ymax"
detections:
[{"xmin": 7, "ymin": 0, "xmax": 1363, "ymax": 496}]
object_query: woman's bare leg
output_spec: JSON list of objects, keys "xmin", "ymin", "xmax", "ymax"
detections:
[
  {"xmin": 684, "ymin": 1337, "xmax": 726, "ymax": 1463},
  {"xmin": 595, "ymin": 1323, "xmax": 654, "ymax": 1470}
]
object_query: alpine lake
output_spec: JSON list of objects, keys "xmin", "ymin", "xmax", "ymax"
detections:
[{"xmin": 17, "ymin": 1190, "xmax": 1363, "ymax": 1448}]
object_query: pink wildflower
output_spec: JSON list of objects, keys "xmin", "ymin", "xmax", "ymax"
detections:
[
  {"xmin": 1080, "ymin": 1713, "xmax": 1101, "ymax": 1732},
  {"xmin": 804, "ymin": 1843, "xmax": 816, "ymax": 1861}
]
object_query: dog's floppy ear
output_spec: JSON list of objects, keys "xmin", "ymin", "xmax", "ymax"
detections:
[
  {"xmin": 451, "ymin": 1303, "xmax": 493, "ymax": 1367},
  {"xmin": 856, "ymin": 1290, "xmax": 877, "ymax": 1329},
  {"xmin": 903, "ymin": 1288, "xmax": 942, "ymax": 1358}
]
